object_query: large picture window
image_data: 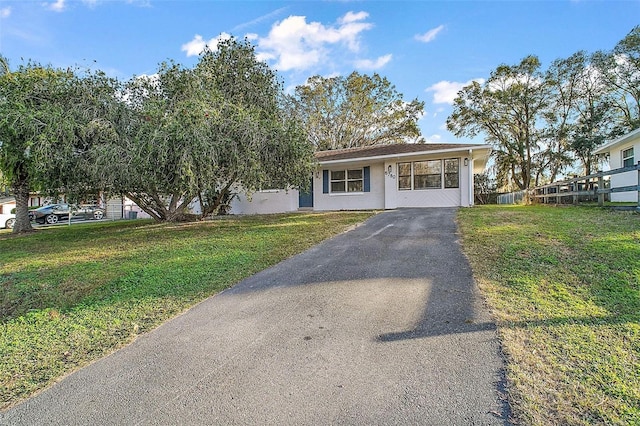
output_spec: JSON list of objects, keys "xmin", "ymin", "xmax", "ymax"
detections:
[
  {"xmin": 397, "ymin": 158, "xmax": 460, "ymax": 190},
  {"xmin": 331, "ymin": 168, "xmax": 363, "ymax": 193},
  {"xmin": 622, "ymin": 147, "xmax": 634, "ymax": 168},
  {"xmin": 414, "ymin": 160, "xmax": 441, "ymax": 189}
]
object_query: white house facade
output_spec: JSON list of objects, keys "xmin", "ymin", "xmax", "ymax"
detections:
[
  {"xmin": 594, "ymin": 127, "xmax": 640, "ymax": 202},
  {"xmin": 230, "ymin": 143, "xmax": 491, "ymax": 214}
]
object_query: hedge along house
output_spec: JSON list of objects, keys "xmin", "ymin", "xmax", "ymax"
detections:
[{"xmin": 230, "ymin": 143, "xmax": 492, "ymax": 214}]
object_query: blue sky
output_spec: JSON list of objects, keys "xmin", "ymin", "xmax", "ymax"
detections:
[{"xmin": 0, "ymin": 0, "xmax": 638, "ymax": 144}]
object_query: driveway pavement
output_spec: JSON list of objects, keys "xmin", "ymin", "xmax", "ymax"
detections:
[{"xmin": 1, "ymin": 208, "xmax": 510, "ymax": 425}]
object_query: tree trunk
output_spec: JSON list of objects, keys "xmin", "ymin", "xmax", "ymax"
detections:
[{"xmin": 12, "ymin": 176, "xmax": 33, "ymax": 233}]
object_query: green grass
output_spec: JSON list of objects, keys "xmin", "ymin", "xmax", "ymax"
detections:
[
  {"xmin": 457, "ymin": 205, "xmax": 640, "ymax": 425},
  {"xmin": 0, "ymin": 212, "xmax": 374, "ymax": 409}
]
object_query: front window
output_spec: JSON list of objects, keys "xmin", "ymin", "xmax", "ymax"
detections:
[
  {"xmin": 622, "ymin": 147, "xmax": 634, "ymax": 168},
  {"xmin": 398, "ymin": 162, "xmax": 412, "ymax": 190},
  {"xmin": 414, "ymin": 160, "xmax": 441, "ymax": 189},
  {"xmin": 331, "ymin": 168, "xmax": 363, "ymax": 193},
  {"xmin": 397, "ymin": 158, "xmax": 461, "ymax": 190},
  {"xmin": 444, "ymin": 158, "xmax": 460, "ymax": 188}
]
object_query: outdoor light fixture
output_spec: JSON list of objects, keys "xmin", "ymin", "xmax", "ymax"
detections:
[
  {"xmin": 387, "ymin": 165, "xmax": 392, "ymax": 174},
  {"xmin": 464, "ymin": 158, "xmax": 469, "ymax": 166}
]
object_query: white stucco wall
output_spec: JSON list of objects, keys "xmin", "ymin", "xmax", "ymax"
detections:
[
  {"xmin": 313, "ymin": 162, "xmax": 385, "ymax": 211},
  {"xmin": 217, "ymin": 148, "xmax": 485, "ymax": 214},
  {"xmin": 231, "ymin": 189, "xmax": 300, "ymax": 214},
  {"xmin": 384, "ymin": 156, "xmax": 471, "ymax": 209},
  {"xmin": 608, "ymin": 140, "xmax": 639, "ymax": 202}
]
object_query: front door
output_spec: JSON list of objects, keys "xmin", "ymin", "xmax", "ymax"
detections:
[{"xmin": 298, "ymin": 178, "xmax": 313, "ymax": 208}]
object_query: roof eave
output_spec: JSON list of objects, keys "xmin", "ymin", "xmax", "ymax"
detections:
[
  {"xmin": 594, "ymin": 127, "xmax": 640, "ymax": 154},
  {"xmin": 317, "ymin": 144, "xmax": 492, "ymax": 165}
]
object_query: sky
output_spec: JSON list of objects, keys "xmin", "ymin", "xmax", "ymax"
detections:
[{"xmin": 0, "ymin": 0, "xmax": 639, "ymax": 145}]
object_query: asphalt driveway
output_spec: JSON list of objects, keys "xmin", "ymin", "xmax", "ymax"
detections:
[{"xmin": 1, "ymin": 208, "xmax": 510, "ymax": 425}]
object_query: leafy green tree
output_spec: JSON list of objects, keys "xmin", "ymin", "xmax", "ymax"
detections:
[
  {"xmin": 568, "ymin": 55, "xmax": 615, "ymax": 175},
  {"xmin": 592, "ymin": 25, "xmax": 640, "ymax": 131},
  {"xmin": 447, "ymin": 56, "xmax": 550, "ymax": 191},
  {"xmin": 288, "ymin": 72, "xmax": 424, "ymax": 150},
  {"xmin": 0, "ymin": 58, "xmax": 116, "ymax": 232},
  {"xmin": 97, "ymin": 38, "xmax": 313, "ymax": 220}
]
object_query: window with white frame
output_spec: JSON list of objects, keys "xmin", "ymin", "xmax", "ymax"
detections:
[
  {"xmin": 398, "ymin": 159, "xmax": 460, "ymax": 190},
  {"xmin": 622, "ymin": 147, "xmax": 634, "ymax": 168},
  {"xmin": 414, "ymin": 160, "xmax": 441, "ymax": 189},
  {"xmin": 444, "ymin": 158, "xmax": 460, "ymax": 188},
  {"xmin": 331, "ymin": 168, "xmax": 363, "ymax": 193},
  {"xmin": 398, "ymin": 162, "xmax": 412, "ymax": 190}
]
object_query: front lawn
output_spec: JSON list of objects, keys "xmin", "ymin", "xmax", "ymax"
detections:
[
  {"xmin": 458, "ymin": 205, "xmax": 639, "ymax": 425},
  {"xmin": 0, "ymin": 212, "xmax": 374, "ymax": 409}
]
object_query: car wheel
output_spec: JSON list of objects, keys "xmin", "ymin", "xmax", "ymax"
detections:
[
  {"xmin": 45, "ymin": 214, "xmax": 59, "ymax": 224},
  {"xmin": 5, "ymin": 218, "xmax": 15, "ymax": 229},
  {"xmin": 93, "ymin": 210, "xmax": 104, "ymax": 220}
]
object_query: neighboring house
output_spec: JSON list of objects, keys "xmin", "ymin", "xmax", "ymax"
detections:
[
  {"xmin": 594, "ymin": 127, "xmax": 640, "ymax": 202},
  {"xmin": 231, "ymin": 143, "xmax": 492, "ymax": 214},
  {"xmin": 0, "ymin": 196, "xmax": 16, "ymax": 215}
]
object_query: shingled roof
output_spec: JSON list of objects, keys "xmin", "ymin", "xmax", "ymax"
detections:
[{"xmin": 315, "ymin": 143, "xmax": 483, "ymax": 162}]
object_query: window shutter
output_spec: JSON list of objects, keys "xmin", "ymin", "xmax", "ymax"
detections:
[
  {"xmin": 323, "ymin": 170, "xmax": 329, "ymax": 194},
  {"xmin": 364, "ymin": 166, "xmax": 370, "ymax": 192}
]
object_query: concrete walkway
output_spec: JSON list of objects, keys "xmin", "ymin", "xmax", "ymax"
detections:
[{"xmin": 1, "ymin": 208, "xmax": 510, "ymax": 425}]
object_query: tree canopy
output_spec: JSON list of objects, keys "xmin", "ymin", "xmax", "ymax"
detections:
[
  {"xmin": 94, "ymin": 38, "xmax": 314, "ymax": 221},
  {"xmin": 448, "ymin": 26, "xmax": 640, "ymax": 191},
  {"xmin": 0, "ymin": 58, "xmax": 116, "ymax": 232},
  {"xmin": 287, "ymin": 72, "xmax": 425, "ymax": 151}
]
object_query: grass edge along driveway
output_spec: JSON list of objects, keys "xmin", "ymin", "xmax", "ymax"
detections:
[
  {"xmin": 457, "ymin": 205, "xmax": 639, "ymax": 426},
  {"xmin": 0, "ymin": 211, "xmax": 374, "ymax": 410}
]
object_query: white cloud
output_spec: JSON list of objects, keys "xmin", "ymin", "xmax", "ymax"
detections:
[
  {"xmin": 46, "ymin": 0, "xmax": 66, "ymax": 12},
  {"xmin": 426, "ymin": 78, "xmax": 485, "ymax": 104},
  {"xmin": 415, "ymin": 25, "xmax": 445, "ymax": 43},
  {"xmin": 181, "ymin": 32, "xmax": 232, "ymax": 57},
  {"xmin": 424, "ymin": 134, "xmax": 443, "ymax": 142},
  {"xmin": 339, "ymin": 11, "xmax": 369, "ymax": 24},
  {"xmin": 0, "ymin": 6, "xmax": 10, "ymax": 18},
  {"xmin": 256, "ymin": 11, "xmax": 373, "ymax": 71},
  {"xmin": 355, "ymin": 54, "xmax": 392, "ymax": 70}
]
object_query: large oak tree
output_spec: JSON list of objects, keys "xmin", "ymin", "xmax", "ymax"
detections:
[
  {"xmin": 447, "ymin": 56, "xmax": 550, "ymax": 191},
  {"xmin": 287, "ymin": 72, "xmax": 425, "ymax": 151}
]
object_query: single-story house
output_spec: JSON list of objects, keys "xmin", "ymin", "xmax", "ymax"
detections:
[
  {"xmin": 594, "ymin": 127, "xmax": 640, "ymax": 202},
  {"xmin": 230, "ymin": 143, "xmax": 491, "ymax": 214}
]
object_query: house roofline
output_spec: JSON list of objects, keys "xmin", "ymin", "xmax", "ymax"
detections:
[
  {"xmin": 594, "ymin": 127, "xmax": 640, "ymax": 155},
  {"xmin": 317, "ymin": 145, "xmax": 492, "ymax": 165}
]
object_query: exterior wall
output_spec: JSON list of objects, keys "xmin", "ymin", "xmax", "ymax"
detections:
[
  {"xmin": 609, "ymin": 139, "xmax": 639, "ymax": 202},
  {"xmin": 230, "ymin": 189, "xmax": 300, "ymax": 215},
  {"xmin": 314, "ymin": 162, "xmax": 385, "ymax": 211},
  {"xmin": 123, "ymin": 197, "xmax": 152, "ymax": 219},
  {"xmin": 0, "ymin": 201, "xmax": 16, "ymax": 214},
  {"xmin": 384, "ymin": 155, "xmax": 471, "ymax": 209},
  {"xmin": 216, "ymin": 148, "xmax": 484, "ymax": 213}
]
